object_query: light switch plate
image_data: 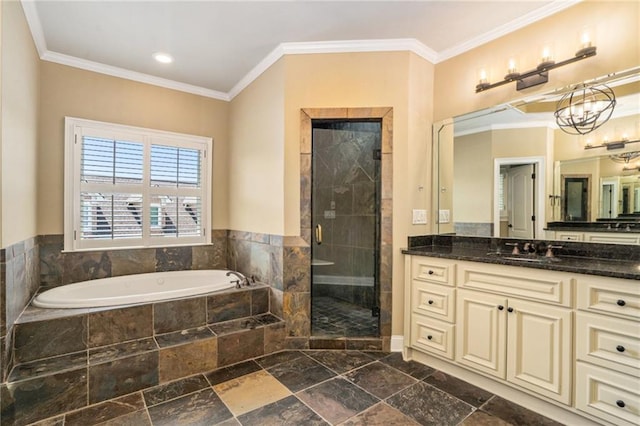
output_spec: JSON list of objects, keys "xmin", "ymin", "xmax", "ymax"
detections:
[
  {"xmin": 412, "ymin": 209, "xmax": 427, "ymax": 225},
  {"xmin": 439, "ymin": 209, "xmax": 450, "ymax": 224}
]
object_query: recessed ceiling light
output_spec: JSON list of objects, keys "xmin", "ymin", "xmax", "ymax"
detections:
[{"xmin": 153, "ymin": 52, "xmax": 173, "ymax": 64}]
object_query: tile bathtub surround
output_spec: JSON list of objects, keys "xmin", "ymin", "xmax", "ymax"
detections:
[
  {"xmin": 2, "ymin": 284, "xmax": 284, "ymax": 424},
  {"xmin": 3, "ymin": 350, "xmax": 566, "ymax": 426},
  {"xmin": 0, "ymin": 235, "xmax": 40, "ymax": 380},
  {"xmin": 38, "ymin": 230, "xmax": 228, "ymax": 287}
]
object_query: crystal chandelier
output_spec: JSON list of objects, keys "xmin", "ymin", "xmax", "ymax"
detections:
[{"xmin": 554, "ymin": 84, "xmax": 616, "ymax": 135}]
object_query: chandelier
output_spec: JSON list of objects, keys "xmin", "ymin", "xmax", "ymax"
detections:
[
  {"xmin": 609, "ymin": 151, "xmax": 640, "ymax": 164},
  {"xmin": 554, "ymin": 84, "xmax": 616, "ymax": 135}
]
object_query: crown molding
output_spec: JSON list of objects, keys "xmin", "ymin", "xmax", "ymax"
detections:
[
  {"xmin": 437, "ymin": 0, "xmax": 582, "ymax": 62},
  {"xmin": 20, "ymin": 0, "xmax": 580, "ymax": 102},
  {"xmin": 228, "ymin": 38, "xmax": 438, "ymax": 100},
  {"xmin": 41, "ymin": 51, "xmax": 231, "ymax": 101},
  {"xmin": 20, "ymin": 0, "xmax": 47, "ymax": 57}
]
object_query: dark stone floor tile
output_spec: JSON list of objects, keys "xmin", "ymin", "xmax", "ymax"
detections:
[
  {"xmin": 8, "ymin": 351, "xmax": 87, "ymax": 382},
  {"xmin": 1, "ymin": 368, "xmax": 87, "ymax": 426},
  {"xmin": 459, "ymin": 410, "xmax": 512, "ymax": 426},
  {"xmin": 481, "ymin": 396, "xmax": 564, "ymax": 426},
  {"xmin": 99, "ymin": 409, "xmax": 152, "ymax": 426},
  {"xmin": 344, "ymin": 361, "xmax": 417, "ymax": 399},
  {"xmin": 148, "ymin": 388, "xmax": 233, "ymax": 426},
  {"xmin": 143, "ymin": 374, "xmax": 210, "ymax": 407},
  {"xmin": 362, "ymin": 351, "xmax": 391, "ymax": 360},
  {"xmin": 237, "ymin": 395, "xmax": 328, "ymax": 426},
  {"xmin": 204, "ymin": 360, "xmax": 262, "ymax": 386},
  {"xmin": 386, "ymin": 381, "xmax": 474, "ymax": 426},
  {"xmin": 379, "ymin": 352, "xmax": 435, "ymax": 379},
  {"xmin": 297, "ymin": 377, "xmax": 379, "ymax": 424},
  {"xmin": 424, "ymin": 371, "xmax": 493, "ymax": 408},
  {"xmin": 64, "ymin": 393, "xmax": 145, "ymax": 426},
  {"xmin": 27, "ymin": 416, "xmax": 65, "ymax": 426},
  {"xmin": 254, "ymin": 351, "xmax": 304, "ymax": 369},
  {"xmin": 305, "ymin": 350, "xmax": 375, "ymax": 374},
  {"xmin": 215, "ymin": 417, "xmax": 241, "ymax": 426},
  {"xmin": 88, "ymin": 337, "xmax": 157, "ymax": 364},
  {"xmin": 266, "ymin": 355, "xmax": 336, "ymax": 393},
  {"xmin": 341, "ymin": 402, "xmax": 420, "ymax": 426}
]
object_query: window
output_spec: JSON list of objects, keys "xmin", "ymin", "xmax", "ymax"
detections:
[{"xmin": 65, "ymin": 117, "xmax": 212, "ymax": 251}]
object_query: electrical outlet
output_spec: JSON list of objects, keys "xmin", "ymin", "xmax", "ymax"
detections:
[
  {"xmin": 412, "ymin": 209, "xmax": 427, "ymax": 225},
  {"xmin": 324, "ymin": 210, "xmax": 336, "ymax": 219},
  {"xmin": 439, "ymin": 209, "xmax": 450, "ymax": 224}
]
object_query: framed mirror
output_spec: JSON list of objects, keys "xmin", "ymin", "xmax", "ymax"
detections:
[{"xmin": 434, "ymin": 66, "xmax": 640, "ymax": 244}]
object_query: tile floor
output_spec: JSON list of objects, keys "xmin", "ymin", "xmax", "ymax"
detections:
[
  {"xmin": 26, "ymin": 351, "xmax": 564, "ymax": 426},
  {"xmin": 311, "ymin": 297, "xmax": 379, "ymax": 337}
]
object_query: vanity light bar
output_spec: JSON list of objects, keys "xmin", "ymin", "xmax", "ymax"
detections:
[
  {"xmin": 584, "ymin": 138, "xmax": 640, "ymax": 150},
  {"xmin": 475, "ymin": 47, "xmax": 597, "ymax": 93}
]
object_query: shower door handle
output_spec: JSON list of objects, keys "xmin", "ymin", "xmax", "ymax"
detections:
[{"xmin": 315, "ymin": 224, "xmax": 322, "ymax": 245}]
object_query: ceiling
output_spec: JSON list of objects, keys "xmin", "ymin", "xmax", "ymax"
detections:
[{"xmin": 22, "ymin": 0, "xmax": 580, "ymax": 101}]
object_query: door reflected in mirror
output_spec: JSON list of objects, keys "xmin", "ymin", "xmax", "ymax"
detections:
[{"xmin": 562, "ymin": 175, "xmax": 590, "ymax": 221}]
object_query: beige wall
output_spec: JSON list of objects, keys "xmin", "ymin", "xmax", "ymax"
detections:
[
  {"xmin": 434, "ymin": 1, "xmax": 640, "ymax": 121},
  {"xmin": 1, "ymin": 1, "xmax": 39, "ymax": 247},
  {"xmin": 454, "ymin": 132, "xmax": 492, "ymax": 222},
  {"xmin": 229, "ymin": 51, "xmax": 434, "ymax": 334},
  {"xmin": 37, "ymin": 62, "xmax": 230, "ymax": 235},
  {"xmin": 228, "ymin": 59, "xmax": 285, "ymax": 234}
]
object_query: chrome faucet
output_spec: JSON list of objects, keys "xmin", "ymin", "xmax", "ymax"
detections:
[{"xmin": 226, "ymin": 270, "xmax": 249, "ymax": 288}]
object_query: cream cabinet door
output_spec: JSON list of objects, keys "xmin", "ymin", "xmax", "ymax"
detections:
[
  {"xmin": 506, "ymin": 299, "xmax": 572, "ymax": 405},
  {"xmin": 456, "ymin": 289, "xmax": 507, "ymax": 379}
]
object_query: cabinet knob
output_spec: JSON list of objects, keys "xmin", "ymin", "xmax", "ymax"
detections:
[
  {"xmin": 497, "ymin": 305, "xmax": 504, "ymax": 310},
  {"xmin": 617, "ymin": 299, "xmax": 626, "ymax": 306},
  {"xmin": 616, "ymin": 400, "xmax": 626, "ymax": 408},
  {"xmin": 428, "ymin": 300, "xmax": 434, "ymax": 305},
  {"xmin": 427, "ymin": 335, "xmax": 433, "ymax": 340},
  {"xmin": 428, "ymin": 270, "xmax": 434, "ymax": 275},
  {"xmin": 507, "ymin": 307, "xmax": 514, "ymax": 313},
  {"xmin": 616, "ymin": 345, "xmax": 626, "ymax": 353}
]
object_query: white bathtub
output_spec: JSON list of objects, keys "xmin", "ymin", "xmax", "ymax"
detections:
[{"xmin": 33, "ymin": 269, "xmax": 239, "ymax": 309}]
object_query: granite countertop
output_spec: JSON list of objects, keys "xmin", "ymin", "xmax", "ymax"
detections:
[
  {"xmin": 546, "ymin": 221, "xmax": 640, "ymax": 234},
  {"xmin": 403, "ymin": 235, "xmax": 640, "ymax": 280}
]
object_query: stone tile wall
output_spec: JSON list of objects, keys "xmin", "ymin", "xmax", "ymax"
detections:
[
  {"xmin": 39, "ymin": 230, "xmax": 228, "ymax": 287},
  {"xmin": 0, "ymin": 236, "xmax": 40, "ymax": 381}
]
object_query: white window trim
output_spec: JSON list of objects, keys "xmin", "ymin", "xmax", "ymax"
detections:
[{"xmin": 64, "ymin": 117, "xmax": 212, "ymax": 252}]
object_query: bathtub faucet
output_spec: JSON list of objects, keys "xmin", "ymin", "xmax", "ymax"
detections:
[{"xmin": 226, "ymin": 270, "xmax": 249, "ymax": 288}]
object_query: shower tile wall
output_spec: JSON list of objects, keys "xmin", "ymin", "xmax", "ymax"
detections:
[{"xmin": 312, "ymin": 125, "xmax": 379, "ymax": 308}]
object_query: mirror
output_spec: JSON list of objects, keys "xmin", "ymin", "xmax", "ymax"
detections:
[{"xmin": 435, "ymin": 66, "xmax": 640, "ymax": 244}]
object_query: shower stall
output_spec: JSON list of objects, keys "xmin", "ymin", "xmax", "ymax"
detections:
[{"xmin": 310, "ymin": 120, "xmax": 381, "ymax": 338}]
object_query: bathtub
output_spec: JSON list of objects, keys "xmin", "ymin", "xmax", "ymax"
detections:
[{"xmin": 33, "ymin": 269, "xmax": 239, "ymax": 309}]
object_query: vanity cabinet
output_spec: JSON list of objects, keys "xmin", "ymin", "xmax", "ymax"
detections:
[
  {"xmin": 575, "ymin": 276, "xmax": 640, "ymax": 426},
  {"xmin": 456, "ymin": 288, "xmax": 571, "ymax": 405},
  {"xmin": 408, "ymin": 257, "xmax": 456, "ymax": 360},
  {"xmin": 551, "ymin": 230, "xmax": 640, "ymax": 245}
]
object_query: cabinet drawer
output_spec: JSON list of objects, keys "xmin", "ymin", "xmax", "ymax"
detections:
[
  {"xmin": 577, "ymin": 276, "xmax": 640, "ymax": 321},
  {"xmin": 576, "ymin": 362, "xmax": 640, "ymax": 426},
  {"xmin": 576, "ymin": 311, "xmax": 640, "ymax": 375},
  {"xmin": 584, "ymin": 233, "xmax": 640, "ymax": 245},
  {"xmin": 412, "ymin": 282, "xmax": 455, "ymax": 323},
  {"xmin": 411, "ymin": 258, "xmax": 455, "ymax": 286},
  {"xmin": 411, "ymin": 314, "xmax": 454, "ymax": 360},
  {"xmin": 457, "ymin": 261, "xmax": 572, "ymax": 306},
  {"xmin": 555, "ymin": 231, "xmax": 583, "ymax": 241}
]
